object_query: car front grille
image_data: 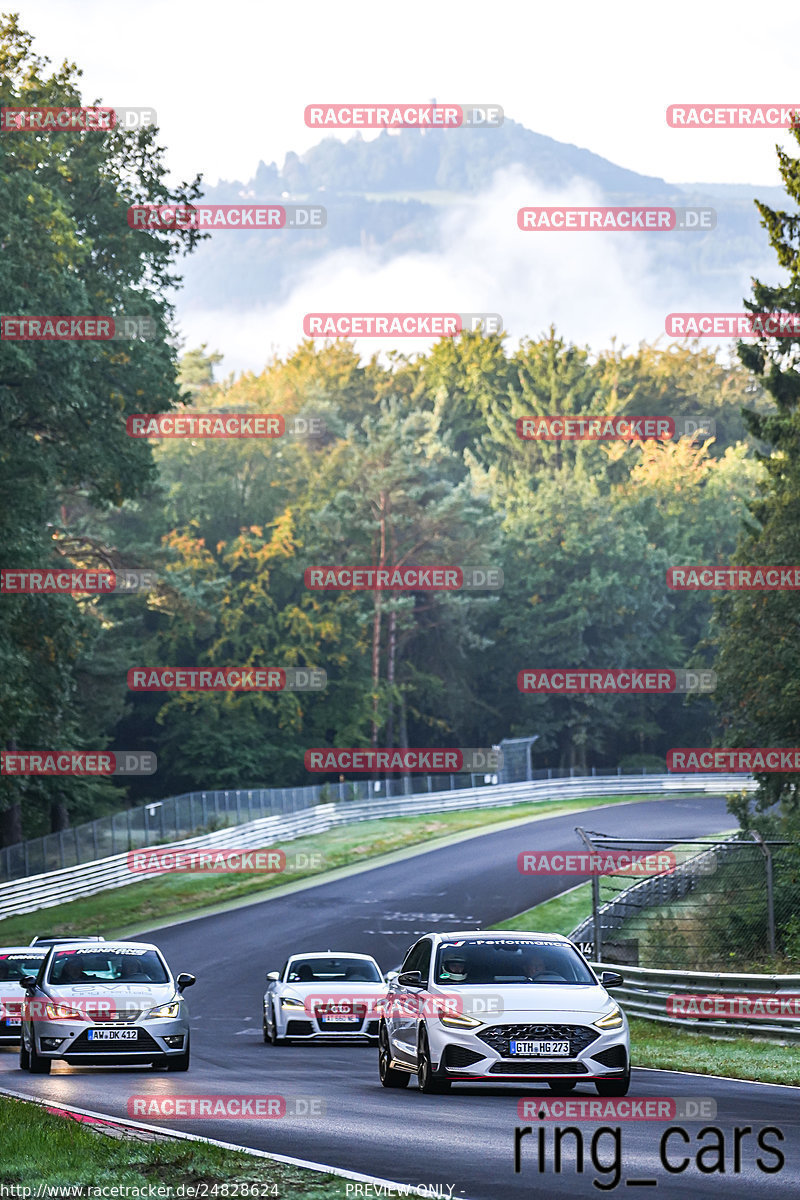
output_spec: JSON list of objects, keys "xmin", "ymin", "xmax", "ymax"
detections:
[
  {"xmin": 67, "ymin": 1029, "xmax": 161, "ymax": 1053},
  {"xmin": 489, "ymin": 1060, "xmax": 589, "ymax": 1075},
  {"xmin": 477, "ymin": 1023, "xmax": 599, "ymax": 1058}
]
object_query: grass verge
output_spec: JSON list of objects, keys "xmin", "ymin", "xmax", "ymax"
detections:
[
  {"xmin": 627, "ymin": 1018, "xmax": 800, "ymax": 1087},
  {"xmin": 0, "ymin": 793, "xmax": 665, "ymax": 945},
  {"xmin": 0, "ymin": 1094, "xmax": 348, "ymax": 1192}
]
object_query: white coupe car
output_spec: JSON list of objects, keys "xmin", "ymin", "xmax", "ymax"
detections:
[
  {"xmin": 263, "ymin": 951, "xmax": 388, "ymax": 1043},
  {"xmin": 378, "ymin": 930, "xmax": 630, "ymax": 1094}
]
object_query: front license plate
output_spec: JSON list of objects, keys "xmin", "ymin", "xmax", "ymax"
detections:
[
  {"xmin": 87, "ymin": 1028, "xmax": 138, "ymax": 1041},
  {"xmin": 5, "ymin": 1018, "xmax": 21, "ymax": 1027},
  {"xmin": 510, "ymin": 1039, "xmax": 570, "ymax": 1056},
  {"xmin": 321, "ymin": 1014, "xmax": 359, "ymax": 1023}
]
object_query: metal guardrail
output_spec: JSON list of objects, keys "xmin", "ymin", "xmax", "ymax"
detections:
[
  {"xmin": 1, "ymin": 761, "xmax": 749, "ymax": 884},
  {"xmin": 591, "ymin": 961, "xmax": 800, "ymax": 1042},
  {"xmin": 0, "ymin": 773, "xmax": 752, "ymax": 920}
]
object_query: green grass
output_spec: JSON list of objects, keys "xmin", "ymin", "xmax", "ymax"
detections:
[
  {"xmin": 0, "ymin": 793, "xmax": 663, "ymax": 945},
  {"xmin": 0, "ymin": 1095, "xmax": 348, "ymax": 1192},
  {"xmin": 491, "ymin": 881, "xmax": 593, "ymax": 936},
  {"xmin": 628, "ymin": 1017, "xmax": 800, "ymax": 1087}
]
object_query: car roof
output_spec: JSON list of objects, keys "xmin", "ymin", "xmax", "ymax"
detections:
[
  {"xmin": 432, "ymin": 931, "xmax": 572, "ymax": 943},
  {"xmin": 0, "ymin": 946, "xmax": 48, "ymax": 955},
  {"xmin": 30, "ymin": 935, "xmax": 105, "ymax": 944},
  {"xmin": 288, "ymin": 951, "xmax": 379, "ymax": 960},
  {"xmin": 47, "ymin": 941, "xmax": 158, "ymax": 952}
]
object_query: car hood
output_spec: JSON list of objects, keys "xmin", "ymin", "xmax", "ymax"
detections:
[
  {"xmin": 41, "ymin": 982, "xmax": 176, "ymax": 1017},
  {"xmin": 433, "ymin": 983, "xmax": 618, "ymax": 1020}
]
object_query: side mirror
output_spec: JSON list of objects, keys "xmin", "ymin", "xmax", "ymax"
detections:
[
  {"xmin": 397, "ymin": 970, "xmax": 424, "ymax": 988},
  {"xmin": 176, "ymin": 972, "xmax": 196, "ymax": 992},
  {"xmin": 601, "ymin": 970, "xmax": 624, "ymax": 989},
  {"xmin": 21, "ymin": 975, "xmax": 37, "ymax": 993},
  {"xmin": 266, "ymin": 970, "xmax": 280, "ymax": 983}
]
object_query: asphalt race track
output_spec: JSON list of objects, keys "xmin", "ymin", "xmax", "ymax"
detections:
[{"xmin": 2, "ymin": 797, "xmax": 798, "ymax": 1198}]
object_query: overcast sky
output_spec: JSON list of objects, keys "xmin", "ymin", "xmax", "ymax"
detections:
[{"xmin": 14, "ymin": 0, "xmax": 800, "ymax": 187}]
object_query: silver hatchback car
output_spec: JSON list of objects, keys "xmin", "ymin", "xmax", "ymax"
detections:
[{"xmin": 19, "ymin": 941, "xmax": 195, "ymax": 1074}]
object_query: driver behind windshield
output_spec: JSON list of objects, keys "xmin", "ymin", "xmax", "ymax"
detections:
[{"xmin": 438, "ymin": 954, "xmax": 469, "ymax": 982}]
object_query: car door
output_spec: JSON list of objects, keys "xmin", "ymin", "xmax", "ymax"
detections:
[{"xmin": 388, "ymin": 938, "xmax": 432, "ymax": 1064}]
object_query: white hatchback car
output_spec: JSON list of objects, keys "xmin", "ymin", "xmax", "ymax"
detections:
[
  {"xmin": 19, "ymin": 941, "xmax": 195, "ymax": 1073},
  {"xmin": 263, "ymin": 952, "xmax": 387, "ymax": 1044},
  {"xmin": 378, "ymin": 930, "xmax": 630, "ymax": 1094}
]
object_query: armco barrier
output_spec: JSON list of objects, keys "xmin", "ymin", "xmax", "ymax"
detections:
[
  {"xmin": 0, "ymin": 773, "xmax": 752, "ymax": 919},
  {"xmin": 590, "ymin": 961, "xmax": 800, "ymax": 1042}
]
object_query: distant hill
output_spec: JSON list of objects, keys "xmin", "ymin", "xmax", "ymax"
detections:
[{"xmin": 176, "ymin": 118, "xmax": 782, "ymax": 323}]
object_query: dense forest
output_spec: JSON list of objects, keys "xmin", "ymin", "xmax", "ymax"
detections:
[{"xmin": 2, "ymin": 14, "xmax": 800, "ymax": 849}]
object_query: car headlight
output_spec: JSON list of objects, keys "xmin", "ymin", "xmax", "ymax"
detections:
[
  {"xmin": 44, "ymin": 1002, "xmax": 85, "ymax": 1020},
  {"xmin": 280, "ymin": 996, "xmax": 306, "ymax": 1009},
  {"xmin": 594, "ymin": 1006, "xmax": 624, "ymax": 1030},
  {"xmin": 146, "ymin": 1001, "xmax": 181, "ymax": 1019},
  {"xmin": 439, "ymin": 1012, "xmax": 484, "ymax": 1030}
]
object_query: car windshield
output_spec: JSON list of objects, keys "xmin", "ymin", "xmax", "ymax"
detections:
[
  {"xmin": 286, "ymin": 957, "xmax": 382, "ymax": 983},
  {"xmin": 48, "ymin": 949, "xmax": 169, "ymax": 986},
  {"xmin": 434, "ymin": 939, "xmax": 596, "ymax": 985},
  {"xmin": 0, "ymin": 954, "xmax": 46, "ymax": 981}
]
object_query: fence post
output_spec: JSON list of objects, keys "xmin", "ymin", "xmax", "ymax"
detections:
[
  {"xmin": 576, "ymin": 827, "xmax": 602, "ymax": 961},
  {"xmin": 750, "ymin": 831, "xmax": 776, "ymax": 956}
]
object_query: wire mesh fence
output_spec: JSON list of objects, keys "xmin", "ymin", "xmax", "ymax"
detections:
[
  {"xmin": 0, "ymin": 762, "xmax": 658, "ymax": 884},
  {"xmin": 570, "ymin": 830, "xmax": 800, "ymax": 973}
]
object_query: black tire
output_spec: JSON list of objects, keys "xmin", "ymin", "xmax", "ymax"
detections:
[
  {"xmin": 378, "ymin": 1022, "xmax": 410, "ymax": 1088},
  {"xmin": 19, "ymin": 1035, "xmax": 30, "ymax": 1071},
  {"xmin": 595, "ymin": 1066, "xmax": 630, "ymax": 1097},
  {"xmin": 29, "ymin": 1039, "xmax": 52, "ymax": 1075},
  {"xmin": 266, "ymin": 1001, "xmax": 285, "ymax": 1045},
  {"xmin": 548, "ymin": 1080, "xmax": 577, "ymax": 1094},
  {"xmin": 165, "ymin": 1033, "xmax": 190, "ymax": 1072},
  {"xmin": 417, "ymin": 1027, "xmax": 450, "ymax": 1094}
]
